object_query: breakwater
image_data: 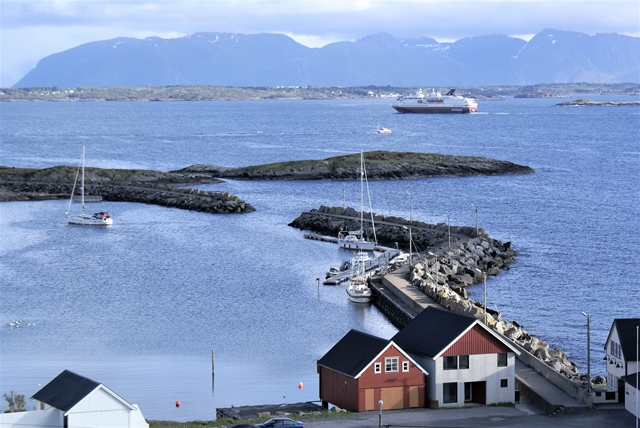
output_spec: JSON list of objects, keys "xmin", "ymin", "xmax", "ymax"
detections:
[
  {"xmin": 0, "ymin": 181, "xmax": 255, "ymax": 213},
  {"xmin": 292, "ymin": 205, "xmax": 596, "ymax": 400}
]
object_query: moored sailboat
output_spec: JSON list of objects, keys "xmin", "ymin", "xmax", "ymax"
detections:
[
  {"xmin": 346, "ymin": 251, "xmax": 373, "ymax": 303},
  {"xmin": 66, "ymin": 146, "xmax": 113, "ymax": 227},
  {"xmin": 337, "ymin": 150, "xmax": 377, "ymax": 251}
]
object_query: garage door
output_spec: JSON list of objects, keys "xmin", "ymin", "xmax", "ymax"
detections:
[{"xmin": 380, "ymin": 387, "xmax": 404, "ymax": 410}]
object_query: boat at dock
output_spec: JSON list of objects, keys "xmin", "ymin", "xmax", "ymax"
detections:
[
  {"xmin": 337, "ymin": 150, "xmax": 377, "ymax": 251},
  {"xmin": 346, "ymin": 252, "xmax": 373, "ymax": 303},
  {"xmin": 392, "ymin": 89, "xmax": 478, "ymax": 113},
  {"xmin": 66, "ymin": 146, "xmax": 113, "ymax": 227}
]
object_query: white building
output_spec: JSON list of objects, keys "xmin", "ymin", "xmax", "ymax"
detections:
[
  {"xmin": 0, "ymin": 370, "xmax": 148, "ymax": 428},
  {"xmin": 392, "ymin": 306, "xmax": 520, "ymax": 408},
  {"xmin": 604, "ymin": 318, "xmax": 639, "ymax": 419}
]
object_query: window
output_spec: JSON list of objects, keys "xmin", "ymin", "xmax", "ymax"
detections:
[
  {"xmin": 443, "ymin": 382, "xmax": 457, "ymax": 403},
  {"xmin": 500, "ymin": 379, "xmax": 508, "ymax": 388},
  {"xmin": 385, "ymin": 357, "xmax": 398, "ymax": 373},
  {"xmin": 402, "ymin": 361, "xmax": 409, "ymax": 372},
  {"xmin": 374, "ymin": 363, "xmax": 381, "ymax": 374},
  {"xmin": 443, "ymin": 356, "xmax": 458, "ymax": 370},
  {"xmin": 497, "ymin": 353, "xmax": 508, "ymax": 367},
  {"xmin": 459, "ymin": 355, "xmax": 469, "ymax": 369}
]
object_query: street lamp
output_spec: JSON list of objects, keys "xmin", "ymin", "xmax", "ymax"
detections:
[
  {"xmin": 444, "ymin": 214, "xmax": 450, "ymax": 250},
  {"xmin": 581, "ymin": 312, "xmax": 591, "ymax": 402},
  {"xmin": 475, "ymin": 268, "xmax": 487, "ymax": 325},
  {"xmin": 472, "ymin": 204, "xmax": 479, "ymax": 238},
  {"xmin": 378, "ymin": 400, "xmax": 383, "ymax": 428},
  {"xmin": 402, "ymin": 225, "xmax": 412, "ymax": 271},
  {"xmin": 429, "ymin": 252, "xmax": 438, "ymax": 297},
  {"xmin": 406, "ymin": 191, "xmax": 413, "ymax": 222}
]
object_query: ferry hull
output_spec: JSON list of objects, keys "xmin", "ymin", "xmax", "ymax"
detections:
[{"xmin": 392, "ymin": 105, "xmax": 477, "ymax": 114}]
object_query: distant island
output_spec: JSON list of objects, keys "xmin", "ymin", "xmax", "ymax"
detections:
[
  {"xmin": 555, "ymin": 98, "xmax": 640, "ymax": 106},
  {"xmin": 1, "ymin": 83, "xmax": 638, "ymax": 102}
]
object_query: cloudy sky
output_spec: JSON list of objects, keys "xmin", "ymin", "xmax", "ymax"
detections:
[{"xmin": 1, "ymin": 0, "xmax": 638, "ymax": 87}]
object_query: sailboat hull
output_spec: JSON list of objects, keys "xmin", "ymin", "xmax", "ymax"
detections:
[{"xmin": 67, "ymin": 214, "xmax": 112, "ymax": 226}]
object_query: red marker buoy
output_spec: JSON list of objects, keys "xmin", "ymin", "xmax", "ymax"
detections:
[
  {"xmin": 175, "ymin": 401, "xmax": 181, "ymax": 408},
  {"xmin": 298, "ymin": 382, "xmax": 303, "ymax": 390}
]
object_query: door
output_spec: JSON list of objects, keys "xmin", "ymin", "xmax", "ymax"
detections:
[
  {"xmin": 381, "ymin": 387, "xmax": 404, "ymax": 410},
  {"xmin": 409, "ymin": 385, "xmax": 419, "ymax": 408},
  {"xmin": 365, "ymin": 389, "xmax": 375, "ymax": 411}
]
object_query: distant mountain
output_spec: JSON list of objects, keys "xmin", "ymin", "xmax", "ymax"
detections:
[{"xmin": 13, "ymin": 29, "xmax": 639, "ymax": 88}]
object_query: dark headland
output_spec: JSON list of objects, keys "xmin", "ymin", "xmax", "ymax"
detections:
[{"xmin": 0, "ymin": 151, "xmax": 533, "ymax": 210}]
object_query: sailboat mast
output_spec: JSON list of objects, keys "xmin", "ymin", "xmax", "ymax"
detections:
[
  {"xmin": 81, "ymin": 145, "xmax": 85, "ymax": 214},
  {"xmin": 360, "ymin": 150, "xmax": 364, "ymax": 240}
]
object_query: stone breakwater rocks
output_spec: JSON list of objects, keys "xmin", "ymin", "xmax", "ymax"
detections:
[
  {"xmin": 0, "ymin": 181, "xmax": 254, "ymax": 213},
  {"xmin": 410, "ymin": 250, "xmax": 584, "ymax": 385},
  {"xmin": 290, "ymin": 205, "xmax": 517, "ymax": 282}
]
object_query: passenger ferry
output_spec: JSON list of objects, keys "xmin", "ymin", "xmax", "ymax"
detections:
[{"xmin": 392, "ymin": 89, "xmax": 478, "ymax": 113}]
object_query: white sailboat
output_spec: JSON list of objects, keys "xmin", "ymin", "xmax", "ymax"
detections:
[
  {"xmin": 337, "ymin": 150, "xmax": 377, "ymax": 251},
  {"xmin": 346, "ymin": 251, "xmax": 373, "ymax": 303},
  {"xmin": 66, "ymin": 146, "xmax": 113, "ymax": 227}
]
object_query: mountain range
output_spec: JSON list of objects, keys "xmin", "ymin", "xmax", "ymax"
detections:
[{"xmin": 14, "ymin": 29, "xmax": 640, "ymax": 88}]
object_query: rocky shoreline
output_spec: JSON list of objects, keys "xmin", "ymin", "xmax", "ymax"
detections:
[{"xmin": 289, "ymin": 205, "xmax": 599, "ymax": 391}]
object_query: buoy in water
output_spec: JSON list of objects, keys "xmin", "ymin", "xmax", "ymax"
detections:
[
  {"xmin": 175, "ymin": 401, "xmax": 181, "ymax": 408},
  {"xmin": 298, "ymin": 382, "xmax": 303, "ymax": 390}
]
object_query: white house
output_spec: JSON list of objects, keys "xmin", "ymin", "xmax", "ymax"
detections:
[
  {"xmin": 0, "ymin": 370, "xmax": 148, "ymax": 428},
  {"xmin": 392, "ymin": 306, "xmax": 521, "ymax": 408},
  {"xmin": 604, "ymin": 318, "xmax": 639, "ymax": 419}
]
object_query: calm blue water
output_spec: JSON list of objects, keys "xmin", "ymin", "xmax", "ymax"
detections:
[{"xmin": 1, "ymin": 96, "xmax": 639, "ymax": 421}]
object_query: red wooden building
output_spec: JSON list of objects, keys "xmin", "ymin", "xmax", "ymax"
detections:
[
  {"xmin": 317, "ymin": 330, "xmax": 428, "ymax": 412},
  {"xmin": 318, "ymin": 307, "xmax": 520, "ymax": 411}
]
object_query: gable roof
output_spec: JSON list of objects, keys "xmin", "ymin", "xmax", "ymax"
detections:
[
  {"xmin": 392, "ymin": 306, "xmax": 519, "ymax": 358},
  {"xmin": 32, "ymin": 370, "xmax": 100, "ymax": 412},
  {"xmin": 605, "ymin": 318, "xmax": 640, "ymax": 361},
  {"xmin": 31, "ymin": 370, "xmax": 135, "ymax": 414},
  {"xmin": 317, "ymin": 329, "xmax": 391, "ymax": 377}
]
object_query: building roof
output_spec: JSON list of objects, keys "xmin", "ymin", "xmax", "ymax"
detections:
[
  {"xmin": 605, "ymin": 318, "xmax": 640, "ymax": 361},
  {"xmin": 391, "ymin": 306, "xmax": 519, "ymax": 359},
  {"xmin": 32, "ymin": 370, "xmax": 101, "ymax": 412},
  {"xmin": 317, "ymin": 329, "xmax": 391, "ymax": 377},
  {"xmin": 391, "ymin": 307, "xmax": 477, "ymax": 358}
]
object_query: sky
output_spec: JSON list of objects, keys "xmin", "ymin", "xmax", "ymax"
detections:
[{"xmin": 1, "ymin": 0, "xmax": 639, "ymax": 87}]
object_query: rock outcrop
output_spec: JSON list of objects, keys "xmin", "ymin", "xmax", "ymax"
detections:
[
  {"xmin": 0, "ymin": 166, "xmax": 254, "ymax": 213},
  {"xmin": 185, "ymin": 151, "xmax": 534, "ymax": 181}
]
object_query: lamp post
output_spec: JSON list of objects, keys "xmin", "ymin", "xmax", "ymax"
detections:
[
  {"xmin": 406, "ymin": 191, "xmax": 413, "ymax": 222},
  {"xmin": 342, "ymin": 184, "xmax": 346, "ymax": 209},
  {"xmin": 429, "ymin": 252, "xmax": 438, "ymax": 298},
  {"xmin": 581, "ymin": 312, "xmax": 591, "ymax": 404},
  {"xmin": 636, "ymin": 326, "xmax": 640, "ymax": 428},
  {"xmin": 476, "ymin": 268, "xmax": 487, "ymax": 325},
  {"xmin": 403, "ymin": 226, "xmax": 412, "ymax": 271},
  {"xmin": 378, "ymin": 400, "xmax": 383, "ymax": 428},
  {"xmin": 472, "ymin": 204, "xmax": 479, "ymax": 238},
  {"xmin": 444, "ymin": 214, "xmax": 450, "ymax": 250}
]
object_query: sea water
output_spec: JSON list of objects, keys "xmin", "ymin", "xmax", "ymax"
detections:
[{"xmin": 1, "ymin": 96, "xmax": 639, "ymax": 421}]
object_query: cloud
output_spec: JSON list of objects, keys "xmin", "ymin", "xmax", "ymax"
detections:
[{"xmin": 2, "ymin": 0, "xmax": 639, "ymax": 86}]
